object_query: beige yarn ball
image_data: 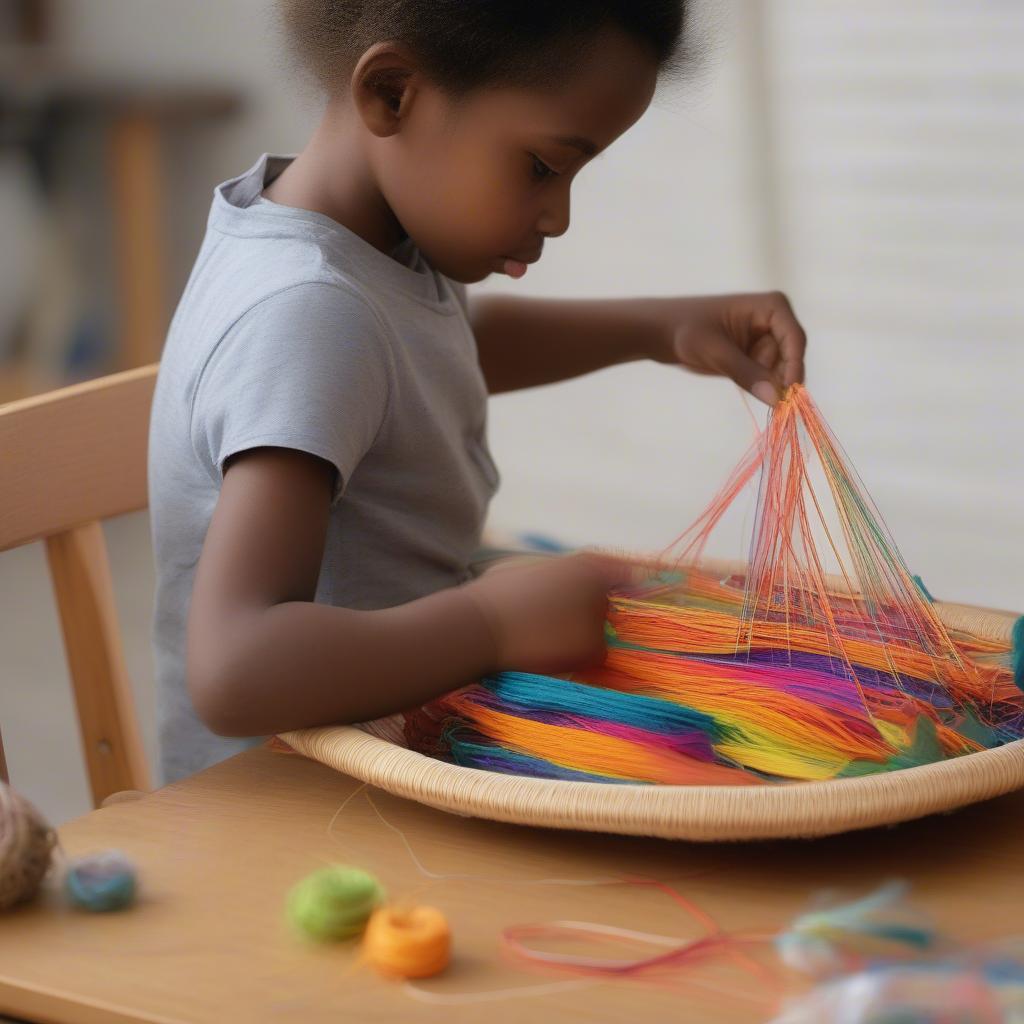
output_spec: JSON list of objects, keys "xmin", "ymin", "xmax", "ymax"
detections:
[{"xmin": 0, "ymin": 781, "xmax": 57, "ymax": 909}]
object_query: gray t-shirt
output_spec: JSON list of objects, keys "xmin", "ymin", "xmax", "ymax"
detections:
[{"xmin": 148, "ymin": 152, "xmax": 500, "ymax": 785}]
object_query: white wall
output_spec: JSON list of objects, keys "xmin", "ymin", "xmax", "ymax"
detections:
[{"xmin": 760, "ymin": 0, "xmax": 1024, "ymax": 609}]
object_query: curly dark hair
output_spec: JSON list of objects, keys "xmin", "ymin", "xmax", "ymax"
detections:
[{"xmin": 278, "ymin": 1, "xmax": 691, "ymax": 96}]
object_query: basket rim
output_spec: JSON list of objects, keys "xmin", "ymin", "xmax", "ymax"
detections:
[{"xmin": 277, "ymin": 727, "xmax": 1024, "ymax": 840}]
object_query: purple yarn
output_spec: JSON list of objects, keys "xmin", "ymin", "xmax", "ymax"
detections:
[{"xmin": 691, "ymin": 650, "xmax": 954, "ymax": 708}]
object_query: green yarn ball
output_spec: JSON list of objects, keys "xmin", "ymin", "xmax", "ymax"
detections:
[{"xmin": 286, "ymin": 865, "xmax": 384, "ymax": 941}]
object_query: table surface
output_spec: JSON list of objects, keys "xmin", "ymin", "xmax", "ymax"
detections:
[{"xmin": 2, "ymin": 744, "xmax": 1023, "ymax": 1024}]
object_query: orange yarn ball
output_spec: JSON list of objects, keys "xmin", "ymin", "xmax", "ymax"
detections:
[{"xmin": 362, "ymin": 904, "xmax": 451, "ymax": 979}]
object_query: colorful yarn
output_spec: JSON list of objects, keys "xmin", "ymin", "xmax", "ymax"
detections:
[
  {"xmin": 287, "ymin": 864, "xmax": 384, "ymax": 941},
  {"xmin": 405, "ymin": 385, "xmax": 1023, "ymax": 785},
  {"xmin": 775, "ymin": 881, "xmax": 937, "ymax": 977},
  {"xmin": 771, "ymin": 960, "xmax": 1024, "ymax": 1024},
  {"xmin": 362, "ymin": 904, "xmax": 451, "ymax": 978},
  {"xmin": 772, "ymin": 881, "xmax": 1024, "ymax": 1023},
  {"xmin": 0, "ymin": 781, "xmax": 56, "ymax": 910},
  {"xmin": 64, "ymin": 849, "xmax": 137, "ymax": 912}
]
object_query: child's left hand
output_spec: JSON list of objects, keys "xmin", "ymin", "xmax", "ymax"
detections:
[{"xmin": 646, "ymin": 291, "xmax": 807, "ymax": 406}]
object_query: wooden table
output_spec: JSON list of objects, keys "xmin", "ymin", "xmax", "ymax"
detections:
[{"xmin": 2, "ymin": 744, "xmax": 1022, "ymax": 1023}]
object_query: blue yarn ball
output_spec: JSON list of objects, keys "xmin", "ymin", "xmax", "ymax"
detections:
[{"xmin": 64, "ymin": 849, "xmax": 136, "ymax": 912}]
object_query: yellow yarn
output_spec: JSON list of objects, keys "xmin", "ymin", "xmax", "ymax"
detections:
[{"xmin": 362, "ymin": 904, "xmax": 451, "ymax": 978}]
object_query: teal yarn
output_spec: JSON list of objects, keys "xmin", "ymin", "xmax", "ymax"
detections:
[
  {"xmin": 480, "ymin": 671, "xmax": 724, "ymax": 739},
  {"xmin": 286, "ymin": 865, "xmax": 384, "ymax": 941},
  {"xmin": 64, "ymin": 849, "xmax": 136, "ymax": 912},
  {"xmin": 1012, "ymin": 616, "xmax": 1024, "ymax": 691},
  {"xmin": 912, "ymin": 574, "xmax": 935, "ymax": 603},
  {"xmin": 516, "ymin": 531, "xmax": 572, "ymax": 552}
]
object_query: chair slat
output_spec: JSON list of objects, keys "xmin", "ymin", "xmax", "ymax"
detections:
[
  {"xmin": 45, "ymin": 522, "xmax": 150, "ymax": 803},
  {"xmin": 0, "ymin": 365, "xmax": 157, "ymax": 551}
]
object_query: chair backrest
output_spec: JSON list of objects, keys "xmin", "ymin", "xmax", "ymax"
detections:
[{"xmin": 0, "ymin": 364, "xmax": 158, "ymax": 806}]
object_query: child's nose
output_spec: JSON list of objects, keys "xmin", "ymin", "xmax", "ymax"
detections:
[{"xmin": 537, "ymin": 189, "xmax": 571, "ymax": 239}]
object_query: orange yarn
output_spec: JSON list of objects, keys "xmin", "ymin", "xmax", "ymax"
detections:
[
  {"xmin": 444, "ymin": 693, "xmax": 759, "ymax": 785},
  {"xmin": 362, "ymin": 904, "xmax": 451, "ymax": 978}
]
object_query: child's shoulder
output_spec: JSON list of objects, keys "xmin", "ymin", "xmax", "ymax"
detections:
[{"xmin": 192, "ymin": 153, "xmax": 390, "ymax": 320}]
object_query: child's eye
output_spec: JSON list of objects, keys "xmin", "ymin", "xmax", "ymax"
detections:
[{"xmin": 529, "ymin": 154, "xmax": 558, "ymax": 182}]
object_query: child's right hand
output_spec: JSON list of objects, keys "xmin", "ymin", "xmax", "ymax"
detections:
[{"xmin": 463, "ymin": 550, "xmax": 646, "ymax": 674}]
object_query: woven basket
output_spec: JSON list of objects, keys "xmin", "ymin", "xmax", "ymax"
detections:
[{"xmin": 279, "ymin": 570, "xmax": 1024, "ymax": 841}]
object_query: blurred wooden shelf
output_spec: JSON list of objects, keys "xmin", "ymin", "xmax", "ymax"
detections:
[{"xmin": 2, "ymin": 48, "xmax": 244, "ymax": 375}]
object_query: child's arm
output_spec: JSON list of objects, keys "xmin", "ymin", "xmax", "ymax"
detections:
[
  {"xmin": 186, "ymin": 446, "xmax": 638, "ymax": 737},
  {"xmin": 470, "ymin": 291, "xmax": 806, "ymax": 403}
]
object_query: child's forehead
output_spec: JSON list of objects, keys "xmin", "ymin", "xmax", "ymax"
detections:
[{"xmin": 454, "ymin": 57, "xmax": 656, "ymax": 152}]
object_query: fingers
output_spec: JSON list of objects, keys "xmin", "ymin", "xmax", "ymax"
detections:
[
  {"xmin": 701, "ymin": 332, "xmax": 781, "ymax": 406},
  {"xmin": 750, "ymin": 332, "xmax": 779, "ymax": 371},
  {"xmin": 572, "ymin": 550, "xmax": 657, "ymax": 590},
  {"xmin": 760, "ymin": 291, "xmax": 807, "ymax": 388}
]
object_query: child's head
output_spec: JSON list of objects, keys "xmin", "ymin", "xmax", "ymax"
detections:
[{"xmin": 280, "ymin": 1, "xmax": 690, "ymax": 283}]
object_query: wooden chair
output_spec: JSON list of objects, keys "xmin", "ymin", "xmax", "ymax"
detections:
[{"xmin": 0, "ymin": 364, "xmax": 158, "ymax": 806}]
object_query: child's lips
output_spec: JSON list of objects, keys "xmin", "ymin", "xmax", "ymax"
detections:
[
  {"xmin": 499, "ymin": 252, "xmax": 541, "ymax": 279},
  {"xmin": 502, "ymin": 258, "xmax": 528, "ymax": 278}
]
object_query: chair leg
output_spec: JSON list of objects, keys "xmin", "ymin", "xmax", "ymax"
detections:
[{"xmin": 45, "ymin": 522, "xmax": 150, "ymax": 806}]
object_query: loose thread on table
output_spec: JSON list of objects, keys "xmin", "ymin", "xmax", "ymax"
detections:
[{"xmin": 321, "ymin": 782, "xmax": 784, "ymax": 1008}]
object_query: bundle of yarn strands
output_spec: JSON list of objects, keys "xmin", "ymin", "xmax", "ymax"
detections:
[{"xmin": 403, "ymin": 384, "xmax": 1024, "ymax": 786}]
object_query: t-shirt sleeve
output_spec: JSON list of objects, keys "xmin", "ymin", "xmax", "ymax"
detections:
[{"xmin": 191, "ymin": 281, "xmax": 392, "ymax": 508}]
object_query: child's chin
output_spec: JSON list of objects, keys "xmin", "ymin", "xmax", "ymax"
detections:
[{"xmin": 447, "ymin": 264, "xmax": 496, "ymax": 285}]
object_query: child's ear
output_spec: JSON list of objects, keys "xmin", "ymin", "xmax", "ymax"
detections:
[{"xmin": 351, "ymin": 43, "xmax": 419, "ymax": 138}]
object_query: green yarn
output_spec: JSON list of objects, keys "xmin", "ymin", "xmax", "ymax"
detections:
[
  {"xmin": 286, "ymin": 865, "xmax": 384, "ymax": 941},
  {"xmin": 837, "ymin": 716, "xmax": 945, "ymax": 778},
  {"xmin": 911, "ymin": 574, "xmax": 935, "ymax": 602},
  {"xmin": 1012, "ymin": 616, "xmax": 1024, "ymax": 692}
]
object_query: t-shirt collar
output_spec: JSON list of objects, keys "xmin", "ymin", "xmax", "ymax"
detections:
[{"xmin": 211, "ymin": 152, "xmax": 454, "ymax": 311}]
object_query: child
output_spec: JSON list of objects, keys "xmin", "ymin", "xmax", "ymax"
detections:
[{"xmin": 148, "ymin": 0, "xmax": 806, "ymax": 786}]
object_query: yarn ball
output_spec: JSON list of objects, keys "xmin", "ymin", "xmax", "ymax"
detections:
[
  {"xmin": 362, "ymin": 904, "xmax": 451, "ymax": 979},
  {"xmin": 0, "ymin": 781, "xmax": 56, "ymax": 910},
  {"xmin": 776, "ymin": 881, "xmax": 935, "ymax": 978},
  {"xmin": 64, "ymin": 849, "xmax": 137, "ymax": 912},
  {"xmin": 287, "ymin": 865, "xmax": 384, "ymax": 941}
]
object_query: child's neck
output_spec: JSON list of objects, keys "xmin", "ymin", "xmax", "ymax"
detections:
[{"xmin": 262, "ymin": 99, "xmax": 409, "ymax": 257}]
